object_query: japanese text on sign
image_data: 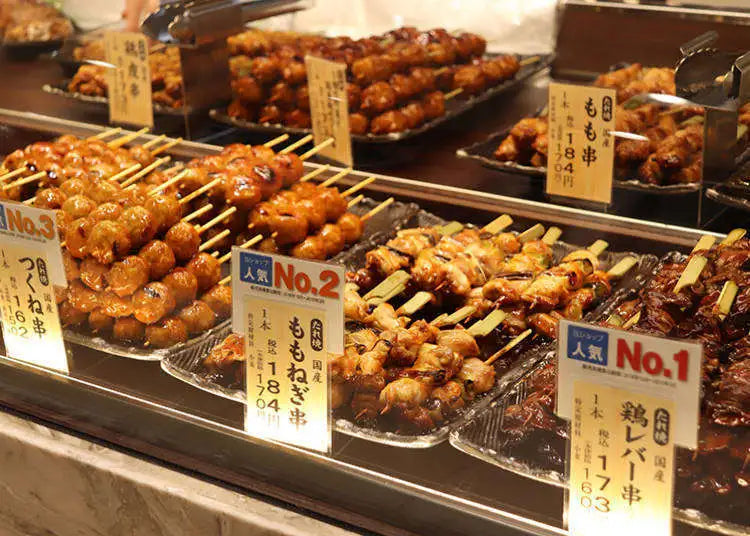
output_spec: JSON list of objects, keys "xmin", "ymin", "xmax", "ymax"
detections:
[
  {"xmin": 546, "ymin": 83, "xmax": 615, "ymax": 204},
  {"xmin": 104, "ymin": 31, "xmax": 154, "ymax": 128},
  {"xmin": 232, "ymin": 248, "xmax": 344, "ymax": 452},
  {"xmin": 0, "ymin": 203, "xmax": 68, "ymax": 372},
  {"xmin": 569, "ymin": 381, "xmax": 674, "ymax": 536},
  {"xmin": 557, "ymin": 320, "xmax": 702, "ymax": 448},
  {"xmin": 305, "ymin": 55, "xmax": 353, "ymax": 166}
]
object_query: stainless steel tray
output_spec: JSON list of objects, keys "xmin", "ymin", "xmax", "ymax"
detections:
[
  {"xmin": 209, "ymin": 53, "xmax": 553, "ymax": 144},
  {"xmin": 43, "ymin": 81, "xmax": 195, "ymax": 116}
]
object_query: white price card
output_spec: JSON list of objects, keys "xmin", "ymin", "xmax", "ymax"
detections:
[
  {"xmin": 546, "ymin": 83, "xmax": 615, "ymax": 204},
  {"xmin": 104, "ymin": 31, "xmax": 154, "ymax": 128},
  {"xmin": 305, "ymin": 55, "xmax": 353, "ymax": 166},
  {"xmin": 0, "ymin": 202, "xmax": 68, "ymax": 373},
  {"xmin": 232, "ymin": 248, "xmax": 344, "ymax": 453},
  {"xmin": 557, "ymin": 320, "xmax": 702, "ymax": 448}
]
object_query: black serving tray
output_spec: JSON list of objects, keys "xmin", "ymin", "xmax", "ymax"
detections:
[{"xmin": 209, "ymin": 53, "xmax": 553, "ymax": 144}]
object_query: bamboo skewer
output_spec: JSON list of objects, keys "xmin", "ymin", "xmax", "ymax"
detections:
[
  {"xmin": 0, "ymin": 168, "xmax": 27, "ymax": 182},
  {"xmin": 151, "ymin": 137, "xmax": 182, "ymax": 157},
  {"xmin": 148, "ymin": 169, "xmax": 189, "ymax": 195},
  {"xmin": 341, "ymin": 177, "xmax": 376, "ymax": 197},
  {"xmin": 197, "ymin": 207, "xmax": 237, "ymax": 234},
  {"xmin": 181, "ymin": 204, "xmax": 213, "ymax": 223},
  {"xmin": 120, "ymin": 156, "xmax": 171, "ymax": 188},
  {"xmin": 361, "ymin": 197, "xmax": 394, "ymax": 221},
  {"xmin": 141, "ymin": 134, "xmax": 167, "ymax": 149},
  {"xmin": 87, "ymin": 127, "xmax": 122, "ymax": 140},
  {"xmin": 178, "ymin": 177, "xmax": 222, "ymax": 205},
  {"xmin": 484, "ymin": 329, "xmax": 533, "ymax": 366},
  {"xmin": 300, "ymin": 138, "xmax": 334, "ymax": 160},
  {"xmin": 108, "ymin": 163, "xmax": 142, "ymax": 182},
  {"xmin": 218, "ymin": 234, "xmax": 265, "ymax": 265},
  {"xmin": 674, "ymin": 235, "xmax": 717, "ymax": 293},
  {"xmin": 299, "ymin": 165, "xmax": 330, "ymax": 183},
  {"xmin": 3, "ymin": 171, "xmax": 46, "ymax": 191},
  {"xmin": 519, "ymin": 55, "xmax": 541, "ymax": 67},
  {"xmin": 279, "ymin": 134, "xmax": 313, "ymax": 154},
  {"xmin": 107, "ymin": 127, "xmax": 150, "ymax": 148},
  {"xmin": 318, "ymin": 167, "xmax": 352, "ymax": 188},
  {"xmin": 444, "ymin": 88, "xmax": 463, "ymax": 100},
  {"xmin": 198, "ymin": 229, "xmax": 231, "ymax": 252},
  {"xmin": 347, "ymin": 194, "xmax": 364, "ymax": 208},
  {"xmin": 263, "ymin": 133, "xmax": 289, "ymax": 148}
]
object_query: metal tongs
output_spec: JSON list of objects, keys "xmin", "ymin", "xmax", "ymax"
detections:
[{"xmin": 142, "ymin": 0, "xmax": 308, "ymax": 46}]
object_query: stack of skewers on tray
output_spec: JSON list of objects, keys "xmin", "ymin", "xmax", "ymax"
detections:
[
  {"xmin": 490, "ymin": 63, "xmax": 750, "ymax": 187},
  {"xmin": 0, "ymin": 129, "xmax": 391, "ymax": 351},
  {"xmin": 201, "ymin": 212, "xmax": 647, "ymax": 434},
  {"xmin": 478, "ymin": 230, "xmax": 750, "ymax": 527},
  {"xmin": 225, "ymin": 26, "xmax": 523, "ymax": 135}
]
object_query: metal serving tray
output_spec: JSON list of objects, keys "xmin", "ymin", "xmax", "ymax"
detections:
[
  {"xmin": 209, "ymin": 53, "xmax": 553, "ymax": 144},
  {"xmin": 162, "ymin": 203, "xmax": 658, "ymax": 448},
  {"xmin": 42, "ymin": 81, "xmax": 195, "ymax": 116},
  {"xmin": 456, "ymin": 118, "xmax": 703, "ymax": 195}
]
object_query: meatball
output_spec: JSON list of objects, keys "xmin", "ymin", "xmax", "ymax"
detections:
[
  {"xmin": 269, "ymin": 153, "xmax": 304, "ymax": 187},
  {"xmin": 200, "ymin": 284, "xmax": 232, "ymax": 320},
  {"xmin": 90, "ymin": 202, "xmax": 123, "ymax": 222},
  {"xmin": 349, "ymin": 113, "xmax": 369, "ymax": 135},
  {"xmin": 145, "ymin": 317, "xmax": 189, "ymax": 348},
  {"xmin": 185, "ymin": 252, "xmax": 222, "ymax": 293},
  {"xmin": 319, "ymin": 223, "xmax": 345, "ymax": 257},
  {"xmin": 98, "ymin": 290, "xmax": 134, "ymax": 318},
  {"xmin": 61, "ymin": 249, "xmax": 80, "ymax": 282},
  {"xmin": 298, "ymin": 196, "xmax": 327, "ymax": 231},
  {"xmin": 118, "ymin": 206, "xmax": 158, "ymax": 249},
  {"xmin": 107, "ymin": 256, "xmax": 150, "ymax": 297},
  {"xmin": 138, "ymin": 240, "xmax": 176, "ymax": 280},
  {"xmin": 88, "ymin": 308, "xmax": 114, "ymax": 333},
  {"xmin": 64, "ymin": 217, "xmax": 95, "ymax": 259},
  {"xmin": 89, "ymin": 180, "xmax": 122, "ymax": 205},
  {"xmin": 144, "ymin": 194, "xmax": 182, "ymax": 234},
  {"xmin": 290, "ymin": 235, "xmax": 327, "ymax": 260},
  {"xmin": 67, "ymin": 280, "xmax": 100, "ymax": 313},
  {"xmin": 162, "ymin": 267, "xmax": 198, "ymax": 307},
  {"xmin": 113, "ymin": 317, "xmax": 145, "ymax": 343},
  {"xmin": 59, "ymin": 300, "xmax": 88, "ymax": 327},
  {"xmin": 59, "ymin": 177, "xmax": 90, "ymax": 197},
  {"xmin": 177, "ymin": 300, "xmax": 216, "ymax": 335},
  {"xmin": 317, "ymin": 187, "xmax": 348, "ymax": 221},
  {"xmin": 79, "ymin": 258, "xmax": 109, "ymax": 291},
  {"xmin": 232, "ymin": 76, "xmax": 264, "ymax": 103},
  {"xmin": 337, "ymin": 213, "xmax": 364, "ymax": 244},
  {"xmin": 132, "ymin": 282, "xmax": 177, "ymax": 324},
  {"xmin": 165, "ymin": 222, "xmax": 201, "ymax": 263},
  {"xmin": 360, "ymin": 81, "xmax": 397, "ymax": 115},
  {"xmin": 34, "ymin": 187, "xmax": 67, "ymax": 209},
  {"xmin": 87, "ymin": 220, "xmax": 132, "ymax": 264},
  {"xmin": 251, "ymin": 164, "xmax": 282, "ymax": 200},
  {"xmin": 62, "ymin": 194, "xmax": 96, "ymax": 219},
  {"xmin": 224, "ymin": 173, "xmax": 262, "ymax": 210}
]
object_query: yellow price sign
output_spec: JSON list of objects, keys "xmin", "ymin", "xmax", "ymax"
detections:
[
  {"xmin": 546, "ymin": 83, "xmax": 616, "ymax": 204},
  {"xmin": 568, "ymin": 380, "xmax": 675, "ymax": 536},
  {"xmin": 305, "ymin": 55, "xmax": 353, "ymax": 166},
  {"xmin": 104, "ymin": 31, "xmax": 154, "ymax": 128}
]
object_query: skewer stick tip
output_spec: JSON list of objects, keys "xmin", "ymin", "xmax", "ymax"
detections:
[{"xmin": 362, "ymin": 197, "xmax": 394, "ymax": 222}]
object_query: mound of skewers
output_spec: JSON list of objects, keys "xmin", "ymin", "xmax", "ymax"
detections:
[
  {"xmin": 226, "ymin": 26, "xmax": 522, "ymax": 135},
  {"xmin": 203, "ymin": 214, "xmax": 640, "ymax": 433},
  {"xmin": 0, "ymin": 129, "xmax": 389, "ymax": 349},
  {"xmin": 497, "ymin": 230, "xmax": 750, "ymax": 526},
  {"xmin": 493, "ymin": 63, "xmax": 750, "ymax": 186}
]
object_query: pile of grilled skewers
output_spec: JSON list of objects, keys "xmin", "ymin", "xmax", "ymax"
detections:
[
  {"xmin": 203, "ymin": 215, "xmax": 639, "ymax": 433},
  {"xmin": 68, "ymin": 46, "xmax": 185, "ymax": 109},
  {"xmin": 0, "ymin": 0, "xmax": 72, "ymax": 44},
  {"xmin": 494, "ymin": 63, "xmax": 750, "ymax": 186},
  {"xmin": 0, "ymin": 129, "xmax": 386, "ymax": 349},
  {"xmin": 499, "ymin": 231, "xmax": 750, "ymax": 525},
  {"xmin": 226, "ymin": 26, "xmax": 521, "ymax": 135}
]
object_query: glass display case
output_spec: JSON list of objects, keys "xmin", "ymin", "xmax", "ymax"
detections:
[{"xmin": 1, "ymin": 1, "xmax": 750, "ymax": 535}]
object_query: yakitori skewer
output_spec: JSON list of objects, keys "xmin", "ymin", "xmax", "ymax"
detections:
[
  {"xmin": 121, "ymin": 156, "xmax": 172, "ymax": 188},
  {"xmin": 178, "ymin": 177, "xmax": 223, "ymax": 205},
  {"xmin": 299, "ymin": 138, "xmax": 334, "ymax": 160},
  {"xmin": 142, "ymin": 134, "xmax": 167, "ymax": 149},
  {"xmin": 107, "ymin": 127, "xmax": 150, "ymax": 148},
  {"xmin": 148, "ymin": 169, "xmax": 189, "ymax": 196},
  {"xmin": 2, "ymin": 170, "xmax": 46, "ymax": 191},
  {"xmin": 484, "ymin": 329, "xmax": 533, "ymax": 366},
  {"xmin": 299, "ymin": 165, "xmax": 330, "ymax": 183},
  {"xmin": 347, "ymin": 194, "xmax": 365, "ymax": 208},
  {"xmin": 263, "ymin": 133, "xmax": 289, "ymax": 148},
  {"xmin": 199, "ymin": 229, "xmax": 231, "ymax": 252},
  {"xmin": 181, "ymin": 204, "xmax": 214, "ymax": 223},
  {"xmin": 108, "ymin": 163, "xmax": 142, "ymax": 182},
  {"xmin": 361, "ymin": 197, "xmax": 394, "ymax": 221},
  {"xmin": 674, "ymin": 234, "xmax": 717, "ymax": 293},
  {"xmin": 341, "ymin": 177, "xmax": 376, "ymax": 197},
  {"xmin": 197, "ymin": 207, "xmax": 237, "ymax": 234},
  {"xmin": 151, "ymin": 137, "xmax": 182, "ymax": 157},
  {"xmin": 87, "ymin": 127, "xmax": 122, "ymax": 140},
  {"xmin": 318, "ymin": 167, "xmax": 353, "ymax": 188},
  {"xmin": 279, "ymin": 134, "xmax": 313, "ymax": 155}
]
